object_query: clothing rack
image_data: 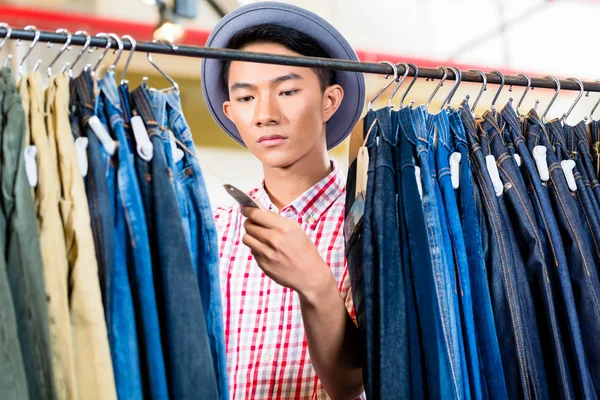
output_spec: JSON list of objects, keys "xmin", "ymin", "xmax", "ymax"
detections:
[{"xmin": 1, "ymin": 26, "xmax": 599, "ymax": 92}]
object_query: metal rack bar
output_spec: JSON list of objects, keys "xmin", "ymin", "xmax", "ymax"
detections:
[{"xmin": 1, "ymin": 26, "xmax": 598, "ymax": 92}]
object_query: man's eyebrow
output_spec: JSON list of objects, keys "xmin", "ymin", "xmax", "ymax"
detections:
[
  {"xmin": 230, "ymin": 82, "xmax": 256, "ymax": 92},
  {"xmin": 271, "ymin": 73, "xmax": 303, "ymax": 85}
]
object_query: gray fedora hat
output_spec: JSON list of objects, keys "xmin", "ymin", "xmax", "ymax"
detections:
[{"xmin": 201, "ymin": 1, "xmax": 366, "ymax": 150}]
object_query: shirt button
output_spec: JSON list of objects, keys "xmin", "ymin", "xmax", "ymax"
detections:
[
  {"xmin": 270, "ymin": 298, "xmax": 280, "ymax": 309},
  {"xmin": 264, "ymin": 351, "xmax": 273, "ymax": 362},
  {"xmin": 306, "ymin": 215, "xmax": 316, "ymax": 224}
]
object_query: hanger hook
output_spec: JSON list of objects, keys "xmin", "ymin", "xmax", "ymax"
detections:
[
  {"xmin": 368, "ymin": 61, "xmax": 398, "ymax": 111},
  {"xmin": 0, "ymin": 23, "xmax": 13, "ymax": 52},
  {"xmin": 69, "ymin": 30, "xmax": 92, "ymax": 76},
  {"xmin": 588, "ymin": 80, "xmax": 600, "ymax": 121},
  {"xmin": 467, "ymin": 69, "xmax": 487, "ymax": 112},
  {"xmin": 515, "ymin": 73, "xmax": 531, "ymax": 117},
  {"xmin": 490, "ymin": 71, "xmax": 505, "ymax": 109},
  {"xmin": 561, "ymin": 77, "xmax": 585, "ymax": 123},
  {"xmin": 17, "ymin": 25, "xmax": 41, "ymax": 75},
  {"xmin": 387, "ymin": 63, "xmax": 410, "ymax": 108},
  {"xmin": 440, "ymin": 67, "xmax": 462, "ymax": 111},
  {"xmin": 147, "ymin": 39, "xmax": 180, "ymax": 94},
  {"xmin": 92, "ymin": 33, "xmax": 113, "ymax": 74},
  {"xmin": 400, "ymin": 63, "xmax": 419, "ymax": 108},
  {"xmin": 108, "ymin": 33, "xmax": 124, "ymax": 71},
  {"xmin": 120, "ymin": 35, "xmax": 137, "ymax": 84},
  {"xmin": 425, "ymin": 66, "xmax": 448, "ymax": 111},
  {"xmin": 541, "ymin": 76, "xmax": 561, "ymax": 123},
  {"xmin": 47, "ymin": 29, "xmax": 72, "ymax": 78}
]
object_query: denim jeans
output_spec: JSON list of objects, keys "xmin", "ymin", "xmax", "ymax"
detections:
[
  {"xmin": 131, "ymin": 85, "xmax": 218, "ymax": 400},
  {"xmin": 525, "ymin": 110, "xmax": 600, "ymax": 394},
  {"xmin": 397, "ymin": 106, "xmax": 443, "ymax": 399},
  {"xmin": 450, "ymin": 107, "xmax": 508, "ymax": 400},
  {"xmin": 72, "ymin": 70, "xmax": 143, "ymax": 400},
  {"xmin": 100, "ymin": 72, "xmax": 170, "ymax": 400},
  {"xmin": 372, "ymin": 107, "xmax": 409, "ymax": 400},
  {"xmin": 435, "ymin": 109, "xmax": 483, "ymax": 400},
  {"xmin": 154, "ymin": 89, "xmax": 228, "ymax": 400},
  {"xmin": 590, "ymin": 121, "xmax": 600, "ymax": 181},
  {"xmin": 503, "ymin": 106, "xmax": 596, "ymax": 399}
]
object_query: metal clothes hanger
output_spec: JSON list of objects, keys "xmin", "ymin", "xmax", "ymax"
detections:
[
  {"xmin": 440, "ymin": 66, "xmax": 461, "ymax": 110},
  {"xmin": 16, "ymin": 25, "xmax": 41, "ymax": 78},
  {"xmin": 541, "ymin": 76, "xmax": 561, "ymax": 123},
  {"xmin": 69, "ymin": 30, "xmax": 92, "ymax": 76},
  {"xmin": 92, "ymin": 33, "xmax": 113, "ymax": 74},
  {"xmin": 367, "ymin": 61, "xmax": 398, "ymax": 111},
  {"xmin": 387, "ymin": 62, "xmax": 410, "ymax": 108},
  {"xmin": 425, "ymin": 66, "xmax": 448, "ymax": 111},
  {"xmin": 46, "ymin": 29, "xmax": 72, "ymax": 78},
  {"xmin": 467, "ymin": 69, "xmax": 487, "ymax": 112},
  {"xmin": 400, "ymin": 63, "xmax": 419, "ymax": 108},
  {"xmin": 108, "ymin": 33, "xmax": 125, "ymax": 71},
  {"xmin": 490, "ymin": 70, "xmax": 505, "ymax": 111},
  {"xmin": 560, "ymin": 77, "xmax": 585, "ymax": 124},
  {"xmin": 589, "ymin": 80, "xmax": 600, "ymax": 121},
  {"xmin": 0, "ymin": 23, "xmax": 14, "ymax": 69},
  {"xmin": 515, "ymin": 73, "xmax": 531, "ymax": 117},
  {"xmin": 145, "ymin": 39, "xmax": 181, "ymax": 93},
  {"xmin": 120, "ymin": 35, "xmax": 137, "ymax": 85}
]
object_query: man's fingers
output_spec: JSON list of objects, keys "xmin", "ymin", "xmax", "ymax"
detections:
[
  {"xmin": 241, "ymin": 206, "xmax": 280, "ymax": 228},
  {"xmin": 244, "ymin": 220, "xmax": 276, "ymax": 247},
  {"xmin": 242, "ymin": 232, "xmax": 275, "ymax": 259}
]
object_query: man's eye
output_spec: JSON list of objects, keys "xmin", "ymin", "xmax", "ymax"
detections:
[
  {"xmin": 281, "ymin": 90, "xmax": 300, "ymax": 97},
  {"xmin": 237, "ymin": 96, "xmax": 254, "ymax": 103}
]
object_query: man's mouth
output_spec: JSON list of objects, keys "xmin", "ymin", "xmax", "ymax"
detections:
[{"xmin": 258, "ymin": 135, "xmax": 287, "ymax": 147}]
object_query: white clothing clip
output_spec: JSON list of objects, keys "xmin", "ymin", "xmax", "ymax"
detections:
[
  {"xmin": 485, "ymin": 155, "xmax": 504, "ymax": 197},
  {"xmin": 561, "ymin": 160, "xmax": 577, "ymax": 191},
  {"xmin": 24, "ymin": 145, "xmax": 38, "ymax": 188},
  {"xmin": 450, "ymin": 152, "xmax": 462, "ymax": 189},
  {"xmin": 131, "ymin": 116, "xmax": 154, "ymax": 161},
  {"xmin": 532, "ymin": 146, "xmax": 549, "ymax": 182},
  {"xmin": 88, "ymin": 116, "xmax": 117, "ymax": 156},
  {"xmin": 514, "ymin": 153, "xmax": 522, "ymax": 167},
  {"xmin": 75, "ymin": 137, "xmax": 89, "ymax": 177},
  {"xmin": 415, "ymin": 165, "xmax": 423, "ymax": 200}
]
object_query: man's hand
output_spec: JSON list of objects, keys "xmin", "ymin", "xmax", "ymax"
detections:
[{"xmin": 241, "ymin": 206, "xmax": 334, "ymax": 298}]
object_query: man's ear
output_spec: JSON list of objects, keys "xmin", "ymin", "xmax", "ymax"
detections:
[
  {"xmin": 322, "ymin": 84, "xmax": 344, "ymax": 123},
  {"xmin": 223, "ymin": 100, "xmax": 233, "ymax": 122}
]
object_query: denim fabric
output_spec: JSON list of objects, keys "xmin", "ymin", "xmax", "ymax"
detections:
[
  {"xmin": 100, "ymin": 72, "xmax": 170, "ymax": 400},
  {"xmin": 525, "ymin": 111, "xmax": 600, "ymax": 394},
  {"xmin": 459, "ymin": 100, "xmax": 529, "ymax": 400},
  {"xmin": 1, "ymin": 68, "xmax": 58, "ymax": 400},
  {"xmin": 372, "ymin": 107, "xmax": 409, "ymax": 400},
  {"xmin": 450, "ymin": 107, "xmax": 508, "ymax": 400},
  {"xmin": 397, "ymin": 106, "xmax": 442, "ymax": 399},
  {"xmin": 503, "ymin": 106, "xmax": 597, "ymax": 399},
  {"xmin": 590, "ymin": 121, "xmax": 600, "ymax": 181},
  {"xmin": 71, "ymin": 71, "xmax": 143, "ymax": 400},
  {"xmin": 393, "ymin": 109, "xmax": 425, "ymax": 400},
  {"xmin": 131, "ymin": 85, "xmax": 218, "ymax": 400},
  {"xmin": 479, "ymin": 109, "xmax": 550, "ymax": 400},
  {"xmin": 435, "ymin": 109, "xmax": 483, "ymax": 400},
  {"xmin": 158, "ymin": 89, "xmax": 228, "ymax": 400}
]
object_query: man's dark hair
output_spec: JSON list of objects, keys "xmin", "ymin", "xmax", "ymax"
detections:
[{"xmin": 222, "ymin": 23, "xmax": 337, "ymax": 92}]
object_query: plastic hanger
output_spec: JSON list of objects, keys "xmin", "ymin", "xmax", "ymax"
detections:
[
  {"xmin": 387, "ymin": 62, "xmax": 410, "ymax": 108},
  {"xmin": 367, "ymin": 61, "xmax": 398, "ymax": 111},
  {"xmin": 425, "ymin": 66, "xmax": 448, "ymax": 112},
  {"xmin": 400, "ymin": 63, "xmax": 419, "ymax": 108},
  {"xmin": 467, "ymin": 69, "xmax": 487, "ymax": 112},
  {"xmin": 46, "ymin": 29, "xmax": 72, "ymax": 78},
  {"xmin": 145, "ymin": 39, "xmax": 180, "ymax": 94},
  {"xmin": 120, "ymin": 35, "xmax": 137, "ymax": 85},
  {"xmin": 541, "ymin": 76, "xmax": 561, "ymax": 123}
]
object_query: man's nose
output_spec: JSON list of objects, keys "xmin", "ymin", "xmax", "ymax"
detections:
[{"xmin": 254, "ymin": 95, "xmax": 280, "ymax": 127}]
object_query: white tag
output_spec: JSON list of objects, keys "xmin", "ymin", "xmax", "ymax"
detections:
[
  {"xmin": 514, "ymin": 153, "xmax": 522, "ymax": 167},
  {"xmin": 415, "ymin": 165, "xmax": 423, "ymax": 200},
  {"xmin": 24, "ymin": 145, "xmax": 38, "ymax": 188},
  {"xmin": 561, "ymin": 160, "xmax": 577, "ymax": 191},
  {"xmin": 450, "ymin": 152, "xmax": 462, "ymax": 189},
  {"xmin": 75, "ymin": 137, "xmax": 89, "ymax": 177},
  {"xmin": 131, "ymin": 116, "xmax": 154, "ymax": 161},
  {"xmin": 355, "ymin": 146, "xmax": 369, "ymax": 198},
  {"xmin": 88, "ymin": 116, "xmax": 116, "ymax": 156},
  {"xmin": 169, "ymin": 131, "xmax": 185, "ymax": 163},
  {"xmin": 532, "ymin": 145, "xmax": 549, "ymax": 182},
  {"xmin": 485, "ymin": 155, "xmax": 504, "ymax": 197}
]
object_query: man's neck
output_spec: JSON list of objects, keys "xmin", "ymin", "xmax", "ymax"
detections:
[{"xmin": 262, "ymin": 150, "xmax": 332, "ymax": 211}]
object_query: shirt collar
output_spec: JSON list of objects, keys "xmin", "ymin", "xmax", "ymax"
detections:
[{"xmin": 252, "ymin": 161, "xmax": 345, "ymax": 229}]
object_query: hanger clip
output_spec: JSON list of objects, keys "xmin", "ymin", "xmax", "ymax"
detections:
[
  {"xmin": 532, "ymin": 145, "xmax": 549, "ymax": 182},
  {"xmin": 75, "ymin": 137, "xmax": 89, "ymax": 177},
  {"xmin": 514, "ymin": 153, "xmax": 522, "ymax": 167},
  {"xmin": 168, "ymin": 130, "xmax": 185, "ymax": 163},
  {"xmin": 561, "ymin": 160, "xmax": 577, "ymax": 191},
  {"xmin": 131, "ymin": 116, "xmax": 154, "ymax": 161},
  {"xmin": 450, "ymin": 152, "xmax": 461, "ymax": 189},
  {"xmin": 24, "ymin": 145, "xmax": 38, "ymax": 188},
  {"xmin": 485, "ymin": 155, "xmax": 504, "ymax": 197},
  {"xmin": 415, "ymin": 165, "xmax": 423, "ymax": 199},
  {"xmin": 88, "ymin": 116, "xmax": 117, "ymax": 156}
]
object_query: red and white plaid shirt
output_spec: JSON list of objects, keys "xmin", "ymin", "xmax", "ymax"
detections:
[{"xmin": 214, "ymin": 161, "xmax": 365, "ymax": 400}]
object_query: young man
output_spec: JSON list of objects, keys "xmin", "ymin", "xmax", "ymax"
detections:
[{"xmin": 201, "ymin": 3, "xmax": 367, "ymax": 399}]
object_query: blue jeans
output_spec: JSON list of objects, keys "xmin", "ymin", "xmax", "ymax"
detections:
[
  {"xmin": 504, "ymin": 106, "xmax": 596, "ymax": 399},
  {"xmin": 590, "ymin": 121, "xmax": 600, "ymax": 182},
  {"xmin": 450, "ymin": 107, "xmax": 508, "ymax": 400},
  {"xmin": 435, "ymin": 109, "xmax": 483, "ymax": 400},
  {"xmin": 372, "ymin": 107, "xmax": 409, "ymax": 399},
  {"xmin": 130, "ymin": 84, "xmax": 218, "ymax": 400},
  {"xmin": 72, "ymin": 71, "xmax": 143, "ymax": 400},
  {"xmin": 526, "ymin": 111, "xmax": 600, "ymax": 394},
  {"xmin": 100, "ymin": 72, "xmax": 170, "ymax": 400}
]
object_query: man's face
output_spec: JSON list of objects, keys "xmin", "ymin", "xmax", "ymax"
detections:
[{"xmin": 223, "ymin": 42, "xmax": 343, "ymax": 168}]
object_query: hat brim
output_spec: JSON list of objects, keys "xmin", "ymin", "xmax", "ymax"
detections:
[{"xmin": 201, "ymin": 1, "xmax": 366, "ymax": 151}]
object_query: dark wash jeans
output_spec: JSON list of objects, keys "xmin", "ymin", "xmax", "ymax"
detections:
[
  {"xmin": 503, "ymin": 106, "xmax": 596, "ymax": 399},
  {"xmin": 131, "ymin": 85, "xmax": 218, "ymax": 400},
  {"xmin": 450, "ymin": 107, "xmax": 508, "ymax": 400},
  {"xmin": 459, "ymin": 101, "xmax": 530, "ymax": 400},
  {"xmin": 397, "ymin": 106, "xmax": 443, "ymax": 399},
  {"xmin": 525, "ymin": 111, "xmax": 600, "ymax": 394}
]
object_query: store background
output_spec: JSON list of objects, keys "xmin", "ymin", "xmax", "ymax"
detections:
[{"xmin": 1, "ymin": 0, "xmax": 597, "ymax": 207}]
